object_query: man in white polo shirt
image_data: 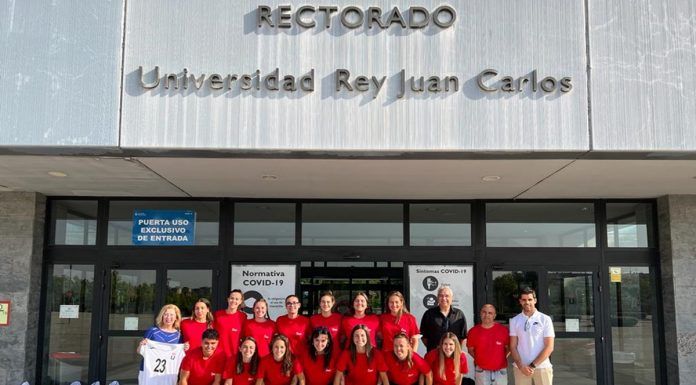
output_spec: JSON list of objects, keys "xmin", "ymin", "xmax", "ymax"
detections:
[{"xmin": 509, "ymin": 287, "xmax": 554, "ymax": 385}]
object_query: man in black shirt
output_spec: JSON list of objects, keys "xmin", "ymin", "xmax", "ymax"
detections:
[{"xmin": 420, "ymin": 286, "xmax": 468, "ymax": 351}]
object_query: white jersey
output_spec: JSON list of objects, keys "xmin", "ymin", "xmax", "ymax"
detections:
[{"xmin": 138, "ymin": 340, "xmax": 186, "ymax": 385}]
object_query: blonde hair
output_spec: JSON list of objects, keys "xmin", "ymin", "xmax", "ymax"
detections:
[
  {"xmin": 386, "ymin": 291, "xmax": 409, "ymax": 323},
  {"xmin": 438, "ymin": 332, "xmax": 462, "ymax": 381},
  {"xmin": 156, "ymin": 304, "xmax": 182, "ymax": 330},
  {"xmin": 392, "ymin": 333, "xmax": 414, "ymax": 368}
]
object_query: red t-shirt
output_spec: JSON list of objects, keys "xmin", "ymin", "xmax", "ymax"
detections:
[
  {"xmin": 242, "ymin": 319, "xmax": 277, "ymax": 357},
  {"xmin": 256, "ymin": 354, "xmax": 303, "ymax": 385},
  {"xmin": 298, "ymin": 352, "xmax": 336, "ymax": 385},
  {"xmin": 379, "ymin": 313, "xmax": 420, "ymax": 352},
  {"xmin": 213, "ymin": 310, "xmax": 247, "ymax": 358},
  {"xmin": 341, "ymin": 314, "xmax": 380, "ymax": 348},
  {"xmin": 180, "ymin": 347, "xmax": 226, "ymax": 385},
  {"xmin": 384, "ymin": 352, "xmax": 431, "ymax": 385},
  {"xmin": 276, "ymin": 315, "xmax": 311, "ymax": 356},
  {"xmin": 310, "ymin": 313, "xmax": 343, "ymax": 355},
  {"xmin": 181, "ymin": 319, "xmax": 210, "ymax": 350},
  {"xmin": 466, "ymin": 323, "xmax": 509, "ymax": 371},
  {"xmin": 424, "ymin": 350, "xmax": 468, "ymax": 385},
  {"xmin": 222, "ymin": 357, "xmax": 256, "ymax": 385},
  {"xmin": 336, "ymin": 350, "xmax": 387, "ymax": 385}
]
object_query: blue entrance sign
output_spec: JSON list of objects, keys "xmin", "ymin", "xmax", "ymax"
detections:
[{"xmin": 132, "ymin": 210, "xmax": 196, "ymax": 245}]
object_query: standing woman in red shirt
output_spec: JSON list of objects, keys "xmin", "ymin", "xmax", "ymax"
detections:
[
  {"xmin": 223, "ymin": 336, "xmax": 259, "ymax": 385},
  {"xmin": 276, "ymin": 295, "xmax": 311, "ymax": 356},
  {"xmin": 384, "ymin": 333, "xmax": 432, "ymax": 385},
  {"xmin": 298, "ymin": 327, "xmax": 336, "ymax": 385},
  {"xmin": 340, "ymin": 292, "xmax": 380, "ymax": 348},
  {"xmin": 243, "ymin": 299, "xmax": 277, "ymax": 358},
  {"xmin": 424, "ymin": 333, "xmax": 468, "ymax": 385},
  {"xmin": 182, "ymin": 298, "xmax": 214, "ymax": 351},
  {"xmin": 334, "ymin": 325, "xmax": 388, "ymax": 385},
  {"xmin": 256, "ymin": 334, "xmax": 305, "ymax": 385},
  {"xmin": 215, "ymin": 290, "xmax": 248, "ymax": 358},
  {"xmin": 379, "ymin": 291, "xmax": 420, "ymax": 353},
  {"xmin": 309, "ymin": 291, "xmax": 342, "ymax": 357}
]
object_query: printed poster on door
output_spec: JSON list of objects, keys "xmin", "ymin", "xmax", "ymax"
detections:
[
  {"xmin": 408, "ymin": 265, "xmax": 474, "ymax": 356},
  {"xmin": 230, "ymin": 264, "xmax": 296, "ymax": 321}
]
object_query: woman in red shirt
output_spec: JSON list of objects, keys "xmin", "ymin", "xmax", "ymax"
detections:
[
  {"xmin": 298, "ymin": 327, "xmax": 336, "ymax": 385},
  {"xmin": 384, "ymin": 333, "xmax": 432, "ymax": 385},
  {"xmin": 215, "ymin": 290, "xmax": 248, "ymax": 358},
  {"xmin": 309, "ymin": 291, "xmax": 342, "ymax": 357},
  {"xmin": 424, "ymin": 333, "xmax": 468, "ymax": 385},
  {"xmin": 379, "ymin": 291, "xmax": 420, "ymax": 353},
  {"xmin": 340, "ymin": 292, "xmax": 380, "ymax": 348},
  {"xmin": 181, "ymin": 298, "xmax": 214, "ymax": 350},
  {"xmin": 224, "ymin": 337, "xmax": 259, "ymax": 385},
  {"xmin": 243, "ymin": 299, "xmax": 277, "ymax": 358},
  {"xmin": 334, "ymin": 325, "xmax": 387, "ymax": 385},
  {"xmin": 256, "ymin": 334, "xmax": 305, "ymax": 385},
  {"xmin": 276, "ymin": 294, "xmax": 311, "ymax": 356}
]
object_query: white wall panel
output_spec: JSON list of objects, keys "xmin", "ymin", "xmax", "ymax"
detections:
[
  {"xmin": 590, "ymin": 0, "xmax": 696, "ymax": 151},
  {"xmin": 0, "ymin": 1, "xmax": 123, "ymax": 146},
  {"xmin": 121, "ymin": 0, "xmax": 589, "ymax": 151}
]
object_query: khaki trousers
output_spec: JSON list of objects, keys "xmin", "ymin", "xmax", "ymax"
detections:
[{"xmin": 512, "ymin": 366, "xmax": 553, "ymax": 385}]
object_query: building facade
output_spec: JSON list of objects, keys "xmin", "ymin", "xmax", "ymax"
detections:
[{"xmin": 1, "ymin": 1, "xmax": 695, "ymax": 385}]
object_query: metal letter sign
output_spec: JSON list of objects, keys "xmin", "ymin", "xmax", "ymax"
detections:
[{"xmin": 132, "ymin": 210, "xmax": 196, "ymax": 246}]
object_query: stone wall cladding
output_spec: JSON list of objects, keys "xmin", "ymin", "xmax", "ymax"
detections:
[
  {"xmin": 0, "ymin": 192, "xmax": 46, "ymax": 385},
  {"xmin": 658, "ymin": 195, "xmax": 696, "ymax": 385}
]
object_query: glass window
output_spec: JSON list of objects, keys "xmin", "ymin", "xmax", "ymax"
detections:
[
  {"xmin": 108, "ymin": 269, "xmax": 156, "ymax": 331},
  {"xmin": 166, "ymin": 270, "xmax": 213, "ymax": 318},
  {"xmin": 610, "ymin": 266, "xmax": 656, "ymax": 385},
  {"xmin": 409, "ymin": 204, "xmax": 471, "ymax": 246},
  {"xmin": 106, "ymin": 336, "xmax": 141, "ymax": 385},
  {"xmin": 490, "ymin": 271, "xmax": 539, "ymax": 324},
  {"xmin": 108, "ymin": 201, "xmax": 219, "ymax": 245},
  {"xmin": 234, "ymin": 203, "xmax": 295, "ymax": 245},
  {"xmin": 486, "ymin": 202, "xmax": 596, "ymax": 247},
  {"xmin": 552, "ymin": 338, "xmax": 598, "ymax": 385},
  {"xmin": 607, "ymin": 203, "xmax": 655, "ymax": 248},
  {"xmin": 41, "ymin": 264, "xmax": 94, "ymax": 385},
  {"xmin": 548, "ymin": 271, "xmax": 594, "ymax": 332},
  {"xmin": 302, "ymin": 203, "xmax": 403, "ymax": 246},
  {"xmin": 50, "ymin": 200, "xmax": 98, "ymax": 245}
]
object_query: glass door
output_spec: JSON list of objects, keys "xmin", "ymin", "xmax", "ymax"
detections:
[
  {"xmin": 98, "ymin": 266, "xmax": 214, "ymax": 385},
  {"xmin": 487, "ymin": 267, "xmax": 602, "ymax": 385}
]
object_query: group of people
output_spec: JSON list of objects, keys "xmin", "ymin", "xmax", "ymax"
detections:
[{"xmin": 137, "ymin": 286, "xmax": 554, "ymax": 385}]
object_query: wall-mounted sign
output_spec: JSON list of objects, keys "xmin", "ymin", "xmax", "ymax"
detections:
[
  {"xmin": 230, "ymin": 264, "xmax": 296, "ymax": 321},
  {"xmin": 132, "ymin": 210, "xmax": 196, "ymax": 246},
  {"xmin": 0, "ymin": 301, "xmax": 10, "ymax": 326}
]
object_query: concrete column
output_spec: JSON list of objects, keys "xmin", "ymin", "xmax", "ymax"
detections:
[
  {"xmin": 0, "ymin": 192, "xmax": 46, "ymax": 385},
  {"xmin": 657, "ymin": 195, "xmax": 696, "ymax": 385}
]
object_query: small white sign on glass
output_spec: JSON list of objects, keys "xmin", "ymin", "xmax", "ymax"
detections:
[
  {"xmin": 59, "ymin": 305, "xmax": 80, "ymax": 319},
  {"xmin": 124, "ymin": 317, "xmax": 139, "ymax": 331},
  {"xmin": 565, "ymin": 318, "xmax": 580, "ymax": 332}
]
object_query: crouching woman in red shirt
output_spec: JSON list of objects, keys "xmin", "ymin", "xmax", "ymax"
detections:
[
  {"xmin": 224, "ymin": 337, "xmax": 259, "ymax": 385},
  {"xmin": 298, "ymin": 327, "xmax": 337, "ymax": 385},
  {"xmin": 424, "ymin": 333, "xmax": 468, "ymax": 385},
  {"xmin": 256, "ymin": 334, "xmax": 304, "ymax": 385},
  {"xmin": 334, "ymin": 325, "xmax": 387, "ymax": 385},
  {"xmin": 384, "ymin": 333, "xmax": 432, "ymax": 385}
]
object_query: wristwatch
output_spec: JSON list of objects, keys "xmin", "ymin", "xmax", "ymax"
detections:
[{"xmin": 529, "ymin": 362, "xmax": 536, "ymax": 369}]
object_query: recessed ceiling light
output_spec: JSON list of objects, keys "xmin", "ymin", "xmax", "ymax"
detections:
[
  {"xmin": 261, "ymin": 175, "xmax": 278, "ymax": 180},
  {"xmin": 48, "ymin": 171, "xmax": 68, "ymax": 177},
  {"xmin": 481, "ymin": 175, "xmax": 501, "ymax": 182}
]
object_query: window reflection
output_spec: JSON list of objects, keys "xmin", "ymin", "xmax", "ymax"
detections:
[
  {"xmin": 490, "ymin": 271, "xmax": 539, "ymax": 324},
  {"xmin": 409, "ymin": 204, "xmax": 471, "ymax": 246},
  {"xmin": 234, "ymin": 203, "xmax": 295, "ymax": 245},
  {"xmin": 606, "ymin": 203, "xmax": 654, "ymax": 248},
  {"xmin": 486, "ymin": 203, "xmax": 596, "ymax": 247},
  {"xmin": 548, "ymin": 272, "xmax": 594, "ymax": 332},
  {"xmin": 610, "ymin": 267, "xmax": 656, "ymax": 385},
  {"xmin": 51, "ymin": 201, "xmax": 97, "ymax": 245},
  {"xmin": 302, "ymin": 203, "xmax": 403, "ymax": 246}
]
